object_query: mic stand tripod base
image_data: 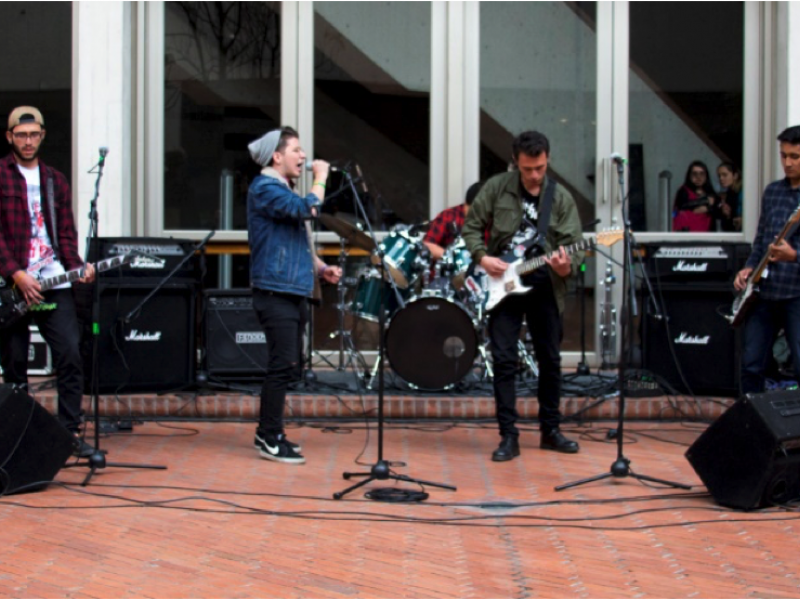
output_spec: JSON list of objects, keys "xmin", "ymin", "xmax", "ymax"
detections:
[
  {"xmin": 65, "ymin": 450, "xmax": 167, "ymax": 486},
  {"xmin": 333, "ymin": 460, "xmax": 456, "ymax": 500},
  {"xmin": 554, "ymin": 455, "xmax": 691, "ymax": 492}
]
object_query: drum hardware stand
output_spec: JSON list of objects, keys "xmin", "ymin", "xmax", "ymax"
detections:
[
  {"xmin": 555, "ymin": 155, "xmax": 690, "ymax": 493},
  {"xmin": 68, "ymin": 150, "xmax": 167, "ymax": 486},
  {"xmin": 328, "ymin": 237, "xmax": 367, "ymax": 379},
  {"xmin": 333, "ymin": 167, "xmax": 455, "ymax": 500}
]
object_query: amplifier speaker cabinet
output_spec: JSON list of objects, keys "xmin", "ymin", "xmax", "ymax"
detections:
[
  {"xmin": 81, "ymin": 282, "xmax": 196, "ymax": 393},
  {"xmin": 686, "ymin": 390, "xmax": 800, "ymax": 509},
  {"xmin": 642, "ymin": 283, "xmax": 740, "ymax": 396},
  {"xmin": 0, "ymin": 385, "xmax": 73, "ymax": 495},
  {"xmin": 204, "ymin": 290, "xmax": 266, "ymax": 380}
]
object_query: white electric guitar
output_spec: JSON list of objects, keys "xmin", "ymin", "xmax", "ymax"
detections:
[{"xmin": 471, "ymin": 229, "xmax": 623, "ymax": 313}]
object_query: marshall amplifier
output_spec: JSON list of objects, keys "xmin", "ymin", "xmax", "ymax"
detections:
[
  {"xmin": 87, "ymin": 236, "xmax": 201, "ymax": 283},
  {"xmin": 204, "ymin": 289, "xmax": 267, "ymax": 380},
  {"xmin": 81, "ymin": 282, "xmax": 196, "ymax": 393},
  {"xmin": 641, "ymin": 242, "xmax": 750, "ymax": 284},
  {"xmin": 642, "ymin": 282, "xmax": 740, "ymax": 396}
]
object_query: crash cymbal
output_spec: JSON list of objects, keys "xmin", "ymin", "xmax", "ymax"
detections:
[{"xmin": 318, "ymin": 214, "xmax": 376, "ymax": 251}]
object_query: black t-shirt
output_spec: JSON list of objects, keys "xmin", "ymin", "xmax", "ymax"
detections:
[{"xmin": 505, "ymin": 186, "xmax": 548, "ymax": 287}]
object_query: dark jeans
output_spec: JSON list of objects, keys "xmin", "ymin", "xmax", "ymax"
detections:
[
  {"xmin": 741, "ymin": 296, "xmax": 800, "ymax": 394},
  {"xmin": 252, "ymin": 289, "xmax": 307, "ymax": 434},
  {"xmin": 0, "ymin": 288, "xmax": 84, "ymax": 432},
  {"xmin": 488, "ymin": 278, "xmax": 563, "ymax": 438}
]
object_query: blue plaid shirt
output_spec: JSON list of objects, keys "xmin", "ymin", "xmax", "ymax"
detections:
[{"xmin": 747, "ymin": 178, "xmax": 800, "ymax": 300}]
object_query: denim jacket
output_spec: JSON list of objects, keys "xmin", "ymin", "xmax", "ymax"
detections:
[{"xmin": 247, "ymin": 170, "xmax": 321, "ymax": 297}]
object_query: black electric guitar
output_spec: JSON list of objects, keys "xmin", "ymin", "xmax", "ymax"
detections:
[
  {"xmin": 0, "ymin": 253, "xmax": 136, "ymax": 329},
  {"xmin": 727, "ymin": 206, "xmax": 800, "ymax": 327},
  {"xmin": 471, "ymin": 229, "xmax": 623, "ymax": 313}
]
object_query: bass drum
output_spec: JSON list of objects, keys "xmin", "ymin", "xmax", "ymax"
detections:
[{"xmin": 385, "ymin": 295, "xmax": 477, "ymax": 390}]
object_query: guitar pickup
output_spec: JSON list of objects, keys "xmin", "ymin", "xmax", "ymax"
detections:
[{"xmin": 504, "ymin": 281, "xmax": 516, "ymax": 293}]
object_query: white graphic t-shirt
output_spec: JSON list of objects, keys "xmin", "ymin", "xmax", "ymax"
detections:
[{"xmin": 17, "ymin": 165, "xmax": 69, "ymax": 289}]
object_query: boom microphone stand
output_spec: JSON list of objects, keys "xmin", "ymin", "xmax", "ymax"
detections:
[
  {"xmin": 555, "ymin": 155, "xmax": 690, "ymax": 492},
  {"xmin": 333, "ymin": 168, "xmax": 455, "ymax": 500},
  {"xmin": 71, "ymin": 148, "xmax": 166, "ymax": 486}
]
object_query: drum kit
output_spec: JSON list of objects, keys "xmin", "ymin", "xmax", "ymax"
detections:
[{"xmin": 319, "ymin": 214, "xmax": 537, "ymax": 391}]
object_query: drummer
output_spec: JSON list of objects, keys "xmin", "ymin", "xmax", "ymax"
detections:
[{"xmin": 422, "ymin": 181, "xmax": 484, "ymax": 261}]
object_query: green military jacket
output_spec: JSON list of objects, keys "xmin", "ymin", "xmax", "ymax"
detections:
[{"xmin": 461, "ymin": 170, "xmax": 584, "ymax": 313}]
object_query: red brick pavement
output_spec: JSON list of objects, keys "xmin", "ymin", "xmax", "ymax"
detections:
[{"xmin": 2, "ymin": 420, "xmax": 800, "ymax": 598}]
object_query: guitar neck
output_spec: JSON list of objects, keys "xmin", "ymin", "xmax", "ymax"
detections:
[
  {"xmin": 38, "ymin": 255, "xmax": 130, "ymax": 292},
  {"xmin": 516, "ymin": 238, "xmax": 593, "ymax": 276},
  {"xmin": 751, "ymin": 215, "xmax": 800, "ymax": 284}
]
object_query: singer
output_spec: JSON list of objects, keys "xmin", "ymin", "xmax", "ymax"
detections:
[
  {"xmin": 246, "ymin": 126, "xmax": 341, "ymax": 465},
  {"xmin": 0, "ymin": 106, "xmax": 96, "ymax": 457},
  {"xmin": 462, "ymin": 130, "xmax": 583, "ymax": 461}
]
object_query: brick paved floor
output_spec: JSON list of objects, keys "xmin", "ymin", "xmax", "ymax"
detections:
[{"xmin": 2, "ymin": 420, "xmax": 800, "ymax": 598}]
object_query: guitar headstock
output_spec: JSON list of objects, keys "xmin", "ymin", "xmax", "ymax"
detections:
[{"xmin": 595, "ymin": 228, "xmax": 624, "ymax": 248}]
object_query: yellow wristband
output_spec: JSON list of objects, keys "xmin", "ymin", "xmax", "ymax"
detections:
[{"xmin": 313, "ymin": 181, "xmax": 326, "ymax": 189}]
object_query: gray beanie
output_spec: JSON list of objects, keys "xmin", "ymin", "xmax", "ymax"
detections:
[{"xmin": 248, "ymin": 129, "xmax": 282, "ymax": 167}]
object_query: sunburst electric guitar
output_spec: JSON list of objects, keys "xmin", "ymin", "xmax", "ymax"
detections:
[
  {"xmin": 727, "ymin": 206, "xmax": 800, "ymax": 327},
  {"xmin": 473, "ymin": 229, "xmax": 623, "ymax": 313}
]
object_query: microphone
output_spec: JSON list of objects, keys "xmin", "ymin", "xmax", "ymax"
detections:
[
  {"xmin": 99, "ymin": 146, "xmax": 109, "ymax": 165},
  {"xmin": 610, "ymin": 152, "xmax": 626, "ymax": 165},
  {"xmin": 305, "ymin": 161, "xmax": 340, "ymax": 173}
]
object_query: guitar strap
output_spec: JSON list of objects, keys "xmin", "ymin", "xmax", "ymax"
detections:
[
  {"xmin": 45, "ymin": 167, "xmax": 60, "ymax": 262},
  {"xmin": 534, "ymin": 178, "xmax": 557, "ymax": 252}
]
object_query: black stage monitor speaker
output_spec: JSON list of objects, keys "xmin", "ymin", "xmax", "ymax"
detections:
[
  {"xmin": 643, "ymin": 283, "xmax": 740, "ymax": 396},
  {"xmin": 686, "ymin": 390, "xmax": 800, "ymax": 509},
  {"xmin": 0, "ymin": 385, "xmax": 74, "ymax": 495},
  {"xmin": 204, "ymin": 290, "xmax": 266, "ymax": 380},
  {"xmin": 84, "ymin": 282, "xmax": 196, "ymax": 393}
]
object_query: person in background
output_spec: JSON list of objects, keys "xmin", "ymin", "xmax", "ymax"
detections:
[
  {"xmin": 717, "ymin": 161, "xmax": 743, "ymax": 232},
  {"xmin": 423, "ymin": 181, "xmax": 484, "ymax": 261},
  {"xmin": 672, "ymin": 160, "xmax": 717, "ymax": 232}
]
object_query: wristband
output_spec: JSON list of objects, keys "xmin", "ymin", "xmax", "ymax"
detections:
[
  {"xmin": 313, "ymin": 181, "xmax": 326, "ymax": 189},
  {"xmin": 11, "ymin": 271, "xmax": 25, "ymax": 283},
  {"xmin": 318, "ymin": 264, "xmax": 328, "ymax": 277}
]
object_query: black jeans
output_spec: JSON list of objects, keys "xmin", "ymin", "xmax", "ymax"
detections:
[
  {"xmin": 488, "ymin": 278, "xmax": 563, "ymax": 438},
  {"xmin": 252, "ymin": 289, "xmax": 307, "ymax": 434},
  {"xmin": 0, "ymin": 288, "xmax": 84, "ymax": 433}
]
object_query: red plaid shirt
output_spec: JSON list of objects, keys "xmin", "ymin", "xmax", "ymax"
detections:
[
  {"xmin": 424, "ymin": 204, "xmax": 466, "ymax": 248},
  {"xmin": 0, "ymin": 153, "xmax": 83, "ymax": 279}
]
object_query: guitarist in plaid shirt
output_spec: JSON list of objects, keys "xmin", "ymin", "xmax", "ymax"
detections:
[
  {"xmin": 735, "ymin": 125, "xmax": 800, "ymax": 394},
  {"xmin": 0, "ymin": 106, "xmax": 95, "ymax": 456}
]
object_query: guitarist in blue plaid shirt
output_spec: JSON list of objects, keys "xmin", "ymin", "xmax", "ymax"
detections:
[
  {"xmin": 735, "ymin": 125, "xmax": 800, "ymax": 394},
  {"xmin": 0, "ymin": 106, "xmax": 96, "ymax": 457}
]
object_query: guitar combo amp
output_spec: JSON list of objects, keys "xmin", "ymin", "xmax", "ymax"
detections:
[{"xmin": 640, "ymin": 242, "xmax": 750, "ymax": 396}]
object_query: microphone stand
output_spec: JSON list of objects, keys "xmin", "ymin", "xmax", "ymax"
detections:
[
  {"xmin": 333, "ymin": 168, "xmax": 455, "ymax": 500},
  {"xmin": 555, "ymin": 157, "xmax": 690, "ymax": 492},
  {"xmin": 69, "ymin": 150, "xmax": 166, "ymax": 486}
]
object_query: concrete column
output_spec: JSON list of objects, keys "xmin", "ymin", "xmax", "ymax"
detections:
[
  {"xmin": 72, "ymin": 2, "xmax": 133, "ymax": 246},
  {"xmin": 787, "ymin": 3, "xmax": 800, "ymax": 127}
]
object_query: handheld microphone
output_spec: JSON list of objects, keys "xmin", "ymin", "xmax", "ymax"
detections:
[
  {"xmin": 610, "ymin": 152, "xmax": 626, "ymax": 165},
  {"xmin": 305, "ymin": 161, "xmax": 339, "ymax": 173}
]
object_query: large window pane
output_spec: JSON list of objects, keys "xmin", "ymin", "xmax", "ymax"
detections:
[
  {"xmin": 479, "ymin": 2, "xmax": 597, "ymax": 354},
  {"xmin": 629, "ymin": 2, "xmax": 744, "ymax": 233},
  {"xmin": 313, "ymin": 2, "xmax": 431, "ymax": 231},
  {"xmin": 164, "ymin": 2, "xmax": 281, "ymax": 231},
  {"xmin": 0, "ymin": 2, "xmax": 72, "ymax": 176}
]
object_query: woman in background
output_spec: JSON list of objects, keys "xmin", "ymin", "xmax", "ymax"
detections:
[{"xmin": 672, "ymin": 160, "xmax": 717, "ymax": 232}]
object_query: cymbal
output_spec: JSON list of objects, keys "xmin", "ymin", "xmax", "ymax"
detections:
[{"xmin": 318, "ymin": 214, "xmax": 376, "ymax": 251}]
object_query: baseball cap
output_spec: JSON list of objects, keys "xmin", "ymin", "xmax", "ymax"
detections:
[{"xmin": 8, "ymin": 106, "xmax": 44, "ymax": 131}]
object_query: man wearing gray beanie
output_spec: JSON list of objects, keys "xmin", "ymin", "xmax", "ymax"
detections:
[{"xmin": 247, "ymin": 126, "xmax": 341, "ymax": 464}]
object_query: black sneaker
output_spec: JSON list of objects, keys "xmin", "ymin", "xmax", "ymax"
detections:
[
  {"xmin": 255, "ymin": 430, "xmax": 301, "ymax": 453},
  {"xmin": 72, "ymin": 437, "xmax": 95, "ymax": 458},
  {"xmin": 255, "ymin": 432, "xmax": 305, "ymax": 464}
]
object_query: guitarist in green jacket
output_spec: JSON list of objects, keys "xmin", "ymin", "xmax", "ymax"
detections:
[
  {"xmin": 735, "ymin": 125, "xmax": 800, "ymax": 394},
  {"xmin": 462, "ymin": 131, "xmax": 583, "ymax": 461}
]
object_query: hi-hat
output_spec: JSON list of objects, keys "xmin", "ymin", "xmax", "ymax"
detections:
[{"xmin": 319, "ymin": 214, "xmax": 376, "ymax": 252}]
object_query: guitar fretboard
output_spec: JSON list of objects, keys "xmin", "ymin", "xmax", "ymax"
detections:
[
  {"xmin": 39, "ymin": 255, "xmax": 131, "ymax": 292},
  {"xmin": 515, "ymin": 238, "xmax": 594, "ymax": 276}
]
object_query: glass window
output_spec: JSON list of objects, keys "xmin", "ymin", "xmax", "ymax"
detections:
[
  {"xmin": 0, "ymin": 2, "xmax": 72, "ymax": 176},
  {"xmin": 479, "ymin": 2, "xmax": 598, "ymax": 354},
  {"xmin": 313, "ymin": 2, "xmax": 431, "ymax": 231},
  {"xmin": 629, "ymin": 2, "xmax": 744, "ymax": 233},
  {"xmin": 164, "ymin": 2, "xmax": 282, "ymax": 230}
]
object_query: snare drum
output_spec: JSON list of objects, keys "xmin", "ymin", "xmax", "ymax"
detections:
[
  {"xmin": 349, "ymin": 268, "xmax": 408, "ymax": 322},
  {"xmin": 371, "ymin": 231, "xmax": 425, "ymax": 289},
  {"xmin": 386, "ymin": 294, "xmax": 477, "ymax": 390}
]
